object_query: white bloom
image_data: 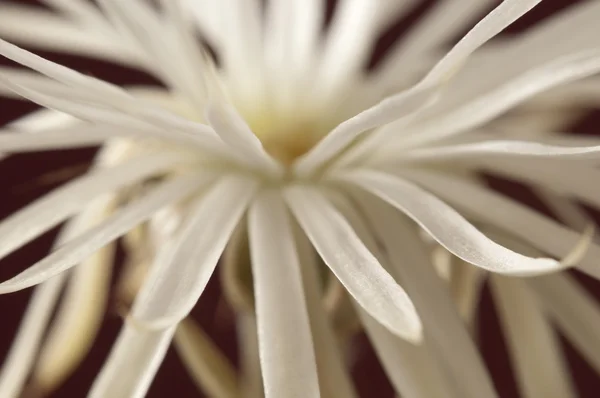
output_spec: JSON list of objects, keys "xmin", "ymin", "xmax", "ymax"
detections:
[{"xmin": 0, "ymin": 1, "xmax": 599, "ymax": 397}]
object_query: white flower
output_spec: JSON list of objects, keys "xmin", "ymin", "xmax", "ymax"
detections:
[{"xmin": 0, "ymin": 1, "xmax": 600, "ymax": 397}]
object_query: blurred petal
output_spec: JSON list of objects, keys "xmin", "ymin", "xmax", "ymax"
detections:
[
  {"xmin": 0, "ymin": 277, "xmax": 66, "ymax": 397},
  {"xmin": 0, "ymin": 173, "xmax": 207, "ymax": 293},
  {"xmin": 0, "ymin": 152, "xmax": 180, "ymax": 263},
  {"xmin": 492, "ymin": 276, "xmax": 576, "ymax": 398},
  {"xmin": 88, "ymin": 321, "xmax": 176, "ymax": 398},
  {"xmin": 0, "ymin": 4, "xmax": 136, "ymax": 65},
  {"xmin": 528, "ymin": 273, "xmax": 600, "ymax": 375},
  {"xmin": 356, "ymin": 197, "xmax": 497, "ymax": 398},
  {"xmin": 174, "ymin": 319, "xmax": 240, "ymax": 398}
]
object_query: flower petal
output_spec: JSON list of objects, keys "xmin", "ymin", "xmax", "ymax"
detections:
[
  {"xmin": 0, "ymin": 124, "xmax": 119, "ymax": 152},
  {"xmin": 0, "ymin": 4, "xmax": 136, "ymax": 65},
  {"xmin": 0, "ymin": 195, "xmax": 113, "ymax": 397},
  {"xmin": 377, "ymin": 0, "xmax": 494, "ymax": 82},
  {"xmin": 342, "ymin": 169, "xmax": 562, "ymax": 276},
  {"xmin": 0, "ymin": 173, "xmax": 208, "ymax": 293},
  {"xmin": 131, "ymin": 176, "xmax": 257, "ymax": 327},
  {"xmin": 295, "ymin": 0, "xmax": 542, "ymax": 175},
  {"xmin": 294, "ymin": 223, "xmax": 357, "ymax": 398},
  {"xmin": 205, "ymin": 102, "xmax": 282, "ymax": 176},
  {"xmin": 475, "ymin": 158, "xmax": 600, "ymax": 210},
  {"xmin": 34, "ymin": 242, "xmax": 114, "ymax": 391},
  {"xmin": 0, "ymin": 277, "xmax": 66, "ymax": 397},
  {"xmin": 314, "ymin": 0, "xmax": 416, "ymax": 102},
  {"xmin": 88, "ymin": 321, "xmax": 176, "ymax": 398},
  {"xmin": 491, "ymin": 276, "xmax": 576, "ymax": 398},
  {"xmin": 401, "ymin": 170, "xmax": 600, "ymax": 280},
  {"xmin": 0, "ymin": 152, "xmax": 181, "ymax": 263},
  {"xmin": 283, "ymin": 185, "xmax": 422, "ymax": 341},
  {"xmin": 355, "ymin": 197, "xmax": 497, "ymax": 398},
  {"xmin": 395, "ymin": 140, "xmax": 600, "ymax": 163},
  {"xmin": 528, "ymin": 273, "xmax": 600, "ymax": 375},
  {"xmin": 248, "ymin": 190, "xmax": 320, "ymax": 398},
  {"xmin": 174, "ymin": 319, "xmax": 240, "ymax": 398}
]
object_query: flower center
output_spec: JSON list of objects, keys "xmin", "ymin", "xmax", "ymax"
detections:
[{"xmin": 244, "ymin": 110, "xmax": 333, "ymax": 166}]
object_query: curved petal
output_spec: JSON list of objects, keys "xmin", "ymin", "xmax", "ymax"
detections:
[
  {"xmin": 0, "ymin": 152, "xmax": 180, "ymax": 263},
  {"xmin": 400, "ymin": 170, "xmax": 600, "ymax": 280},
  {"xmin": 341, "ymin": 170, "xmax": 562, "ymax": 276},
  {"xmin": 174, "ymin": 319, "xmax": 240, "ymax": 398},
  {"xmin": 248, "ymin": 191, "xmax": 320, "ymax": 398},
  {"xmin": 131, "ymin": 176, "xmax": 257, "ymax": 327},
  {"xmin": 0, "ymin": 173, "xmax": 207, "ymax": 293},
  {"xmin": 283, "ymin": 185, "xmax": 422, "ymax": 342},
  {"xmin": 356, "ymin": 197, "xmax": 497, "ymax": 398},
  {"xmin": 294, "ymin": 0, "xmax": 542, "ymax": 175}
]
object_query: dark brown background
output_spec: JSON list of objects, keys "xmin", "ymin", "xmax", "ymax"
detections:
[{"xmin": 1, "ymin": 0, "xmax": 600, "ymax": 397}]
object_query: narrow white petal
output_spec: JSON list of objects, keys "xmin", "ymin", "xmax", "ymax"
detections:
[
  {"xmin": 371, "ymin": 1, "xmax": 600, "ymax": 154},
  {"xmin": 536, "ymin": 188, "xmax": 589, "ymax": 233},
  {"xmin": 450, "ymin": 261, "xmax": 486, "ymax": 327},
  {"xmin": 0, "ymin": 195, "xmax": 113, "ymax": 396},
  {"xmin": 295, "ymin": 0, "xmax": 541, "ymax": 175},
  {"xmin": 393, "ymin": 49, "xmax": 600, "ymax": 151},
  {"xmin": 40, "ymin": 0, "xmax": 106, "ymax": 24},
  {"xmin": 97, "ymin": 0, "xmax": 209, "ymax": 107},
  {"xmin": 359, "ymin": 311, "xmax": 456, "ymax": 398},
  {"xmin": 0, "ymin": 125, "xmax": 117, "ymax": 152},
  {"xmin": 0, "ymin": 152, "xmax": 181, "ymax": 263},
  {"xmin": 88, "ymin": 321, "xmax": 176, "ymax": 398},
  {"xmin": 315, "ymin": 0, "xmax": 416, "ymax": 101},
  {"xmin": 378, "ymin": 0, "xmax": 494, "ymax": 80},
  {"xmin": 0, "ymin": 173, "xmax": 207, "ymax": 293},
  {"xmin": 294, "ymin": 225, "xmax": 357, "ymax": 398},
  {"xmin": 238, "ymin": 313, "xmax": 264, "ymax": 398},
  {"xmin": 283, "ymin": 186, "xmax": 422, "ymax": 341},
  {"xmin": 356, "ymin": 198, "xmax": 497, "ymax": 398},
  {"xmin": 263, "ymin": 0, "xmax": 323, "ymax": 82},
  {"xmin": 216, "ymin": 0, "xmax": 265, "ymax": 107},
  {"xmin": 491, "ymin": 276, "xmax": 576, "ymax": 398},
  {"xmin": 475, "ymin": 158, "xmax": 600, "ymax": 210},
  {"xmin": 0, "ymin": 71, "xmax": 221, "ymax": 150},
  {"xmin": 401, "ymin": 170, "xmax": 600, "ymax": 280},
  {"xmin": 132, "ymin": 176, "xmax": 257, "ymax": 327},
  {"xmin": 183, "ymin": 0, "xmax": 225, "ymax": 47},
  {"xmin": 174, "ymin": 319, "xmax": 240, "ymax": 398},
  {"xmin": 34, "ymin": 243, "xmax": 114, "ymax": 391},
  {"xmin": 396, "ymin": 140, "xmax": 600, "ymax": 163},
  {"xmin": 206, "ymin": 102, "xmax": 282, "ymax": 176},
  {"xmin": 0, "ymin": 4, "xmax": 136, "ymax": 65},
  {"xmin": 329, "ymin": 194, "xmax": 459, "ymax": 398},
  {"xmin": 0, "ymin": 42, "xmax": 219, "ymax": 142},
  {"xmin": 0, "ymin": 277, "xmax": 66, "ymax": 397},
  {"xmin": 343, "ymin": 170, "xmax": 562, "ymax": 276},
  {"xmin": 528, "ymin": 273, "xmax": 600, "ymax": 375},
  {"xmin": 248, "ymin": 191, "xmax": 320, "ymax": 398}
]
